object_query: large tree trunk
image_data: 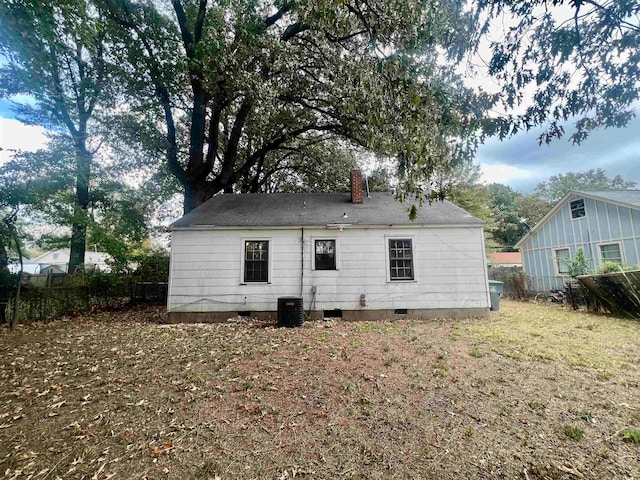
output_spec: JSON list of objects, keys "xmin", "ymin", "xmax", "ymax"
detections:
[{"xmin": 68, "ymin": 141, "xmax": 91, "ymax": 274}]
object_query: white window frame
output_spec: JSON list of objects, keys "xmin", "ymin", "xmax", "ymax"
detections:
[
  {"xmin": 598, "ymin": 241, "xmax": 624, "ymax": 266},
  {"xmin": 385, "ymin": 235, "xmax": 417, "ymax": 283},
  {"xmin": 311, "ymin": 237, "xmax": 340, "ymax": 271},
  {"xmin": 240, "ymin": 237, "xmax": 272, "ymax": 285},
  {"xmin": 553, "ymin": 248, "xmax": 571, "ymax": 276},
  {"xmin": 570, "ymin": 198, "xmax": 586, "ymax": 220}
]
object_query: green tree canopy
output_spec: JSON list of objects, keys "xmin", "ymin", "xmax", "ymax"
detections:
[
  {"xmin": 0, "ymin": 0, "xmax": 115, "ymax": 272},
  {"xmin": 485, "ymin": 0, "xmax": 640, "ymax": 145},
  {"xmin": 534, "ymin": 168, "xmax": 637, "ymax": 203},
  {"xmin": 488, "ymin": 183, "xmax": 551, "ymax": 250},
  {"xmin": 99, "ymin": 0, "xmax": 493, "ymax": 213},
  {"xmin": 0, "ymin": 136, "xmax": 156, "ymax": 270}
]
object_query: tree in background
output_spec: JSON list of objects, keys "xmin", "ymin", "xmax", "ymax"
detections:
[
  {"xmin": 0, "ymin": 137, "xmax": 154, "ymax": 271},
  {"xmin": 486, "ymin": 0, "xmax": 640, "ymax": 145},
  {"xmin": 0, "ymin": 212, "xmax": 21, "ymax": 327},
  {"xmin": 0, "ymin": 0, "xmax": 114, "ymax": 273},
  {"xmin": 100, "ymin": 0, "xmax": 492, "ymax": 213},
  {"xmin": 488, "ymin": 183, "xmax": 551, "ymax": 251},
  {"xmin": 534, "ymin": 168, "xmax": 637, "ymax": 203}
]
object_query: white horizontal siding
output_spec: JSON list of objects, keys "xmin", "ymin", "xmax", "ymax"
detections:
[{"xmin": 168, "ymin": 226, "xmax": 489, "ymax": 313}]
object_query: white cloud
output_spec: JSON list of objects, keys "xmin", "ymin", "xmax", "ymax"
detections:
[
  {"xmin": 479, "ymin": 163, "xmax": 540, "ymax": 186},
  {"xmin": 0, "ymin": 117, "xmax": 49, "ymax": 165}
]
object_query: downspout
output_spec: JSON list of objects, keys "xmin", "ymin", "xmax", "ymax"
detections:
[{"xmin": 300, "ymin": 227, "xmax": 304, "ymax": 299}]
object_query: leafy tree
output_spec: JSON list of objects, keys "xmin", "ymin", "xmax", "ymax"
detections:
[
  {"xmin": 440, "ymin": 163, "xmax": 492, "ymax": 223},
  {"xmin": 514, "ymin": 195, "xmax": 550, "ymax": 229},
  {"xmin": 534, "ymin": 168, "xmax": 637, "ymax": 203},
  {"xmin": 485, "ymin": 0, "xmax": 640, "ymax": 145},
  {"xmin": 487, "ymin": 184, "xmax": 551, "ymax": 250},
  {"xmin": 0, "ymin": 137, "xmax": 154, "ymax": 271},
  {"xmin": 0, "ymin": 0, "xmax": 114, "ymax": 273},
  {"xmin": 99, "ymin": 0, "xmax": 492, "ymax": 213},
  {"xmin": 253, "ymin": 141, "xmax": 356, "ymax": 194}
]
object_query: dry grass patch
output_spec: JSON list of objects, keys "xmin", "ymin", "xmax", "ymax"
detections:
[
  {"xmin": 0, "ymin": 302, "xmax": 639, "ymax": 479},
  {"xmin": 465, "ymin": 300, "xmax": 640, "ymax": 372}
]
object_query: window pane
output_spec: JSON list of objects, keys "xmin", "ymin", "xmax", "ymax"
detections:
[
  {"xmin": 315, "ymin": 240, "xmax": 336, "ymax": 270},
  {"xmin": 570, "ymin": 199, "xmax": 585, "ymax": 219},
  {"xmin": 555, "ymin": 248, "xmax": 570, "ymax": 274},
  {"xmin": 244, "ymin": 241, "xmax": 269, "ymax": 282},
  {"xmin": 600, "ymin": 244, "xmax": 622, "ymax": 264},
  {"xmin": 389, "ymin": 239, "xmax": 413, "ymax": 280}
]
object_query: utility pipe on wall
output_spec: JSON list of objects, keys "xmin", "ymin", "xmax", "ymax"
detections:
[{"xmin": 300, "ymin": 227, "xmax": 304, "ymax": 299}]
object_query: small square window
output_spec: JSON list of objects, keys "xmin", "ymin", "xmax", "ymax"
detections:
[
  {"xmin": 244, "ymin": 240, "xmax": 269, "ymax": 282},
  {"xmin": 389, "ymin": 239, "xmax": 414, "ymax": 281},
  {"xmin": 570, "ymin": 199, "xmax": 585, "ymax": 219},
  {"xmin": 314, "ymin": 240, "xmax": 336, "ymax": 270},
  {"xmin": 600, "ymin": 243, "xmax": 622, "ymax": 264},
  {"xmin": 555, "ymin": 248, "xmax": 570, "ymax": 275}
]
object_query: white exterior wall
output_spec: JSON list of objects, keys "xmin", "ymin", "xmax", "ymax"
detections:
[{"xmin": 168, "ymin": 226, "xmax": 490, "ymax": 313}]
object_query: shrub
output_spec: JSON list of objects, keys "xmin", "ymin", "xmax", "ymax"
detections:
[
  {"xmin": 597, "ymin": 261, "xmax": 624, "ymax": 274},
  {"xmin": 131, "ymin": 249, "xmax": 170, "ymax": 282},
  {"xmin": 560, "ymin": 248, "xmax": 591, "ymax": 277}
]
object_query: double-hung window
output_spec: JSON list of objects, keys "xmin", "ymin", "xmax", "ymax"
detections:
[
  {"xmin": 389, "ymin": 239, "xmax": 414, "ymax": 281},
  {"xmin": 244, "ymin": 240, "xmax": 269, "ymax": 283},
  {"xmin": 600, "ymin": 243, "xmax": 622, "ymax": 265},
  {"xmin": 554, "ymin": 248, "xmax": 570, "ymax": 275},
  {"xmin": 314, "ymin": 240, "xmax": 336, "ymax": 270}
]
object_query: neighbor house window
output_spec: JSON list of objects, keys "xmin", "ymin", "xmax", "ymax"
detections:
[
  {"xmin": 244, "ymin": 240, "xmax": 269, "ymax": 282},
  {"xmin": 570, "ymin": 199, "xmax": 585, "ymax": 219},
  {"xmin": 389, "ymin": 239, "xmax": 414, "ymax": 281},
  {"xmin": 314, "ymin": 240, "xmax": 336, "ymax": 270},
  {"xmin": 555, "ymin": 248, "xmax": 570, "ymax": 275},
  {"xmin": 600, "ymin": 243, "xmax": 622, "ymax": 265}
]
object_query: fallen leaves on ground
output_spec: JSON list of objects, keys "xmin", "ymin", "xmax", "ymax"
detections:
[{"xmin": 0, "ymin": 302, "xmax": 638, "ymax": 479}]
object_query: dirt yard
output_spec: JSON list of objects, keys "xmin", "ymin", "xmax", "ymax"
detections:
[{"xmin": 1, "ymin": 301, "xmax": 639, "ymax": 479}]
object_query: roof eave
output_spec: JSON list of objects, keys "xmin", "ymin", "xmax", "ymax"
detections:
[
  {"xmin": 170, "ymin": 222, "xmax": 484, "ymax": 231},
  {"xmin": 514, "ymin": 191, "xmax": 577, "ymax": 249}
]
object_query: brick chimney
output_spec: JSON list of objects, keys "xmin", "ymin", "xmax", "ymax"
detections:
[{"xmin": 350, "ymin": 169, "xmax": 363, "ymax": 204}]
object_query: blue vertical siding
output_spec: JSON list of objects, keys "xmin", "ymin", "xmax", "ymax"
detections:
[
  {"xmin": 606, "ymin": 203, "xmax": 621, "ymax": 238},
  {"xmin": 519, "ymin": 194, "xmax": 640, "ymax": 291},
  {"xmin": 584, "ymin": 198, "xmax": 599, "ymax": 242},
  {"xmin": 620, "ymin": 207, "xmax": 634, "ymax": 238}
]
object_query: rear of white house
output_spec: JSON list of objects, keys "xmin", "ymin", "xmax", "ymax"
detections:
[{"xmin": 168, "ymin": 172, "xmax": 490, "ymax": 321}]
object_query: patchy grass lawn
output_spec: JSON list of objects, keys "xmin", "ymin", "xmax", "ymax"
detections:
[{"xmin": 0, "ymin": 301, "xmax": 639, "ymax": 479}]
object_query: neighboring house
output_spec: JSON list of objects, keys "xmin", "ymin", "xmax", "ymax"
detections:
[
  {"xmin": 488, "ymin": 252, "xmax": 522, "ymax": 268},
  {"xmin": 167, "ymin": 170, "xmax": 491, "ymax": 322},
  {"xmin": 515, "ymin": 190, "xmax": 640, "ymax": 291},
  {"xmin": 8, "ymin": 259, "xmax": 39, "ymax": 275},
  {"xmin": 30, "ymin": 248, "xmax": 112, "ymax": 274}
]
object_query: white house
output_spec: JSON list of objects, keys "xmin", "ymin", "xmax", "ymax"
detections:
[
  {"xmin": 167, "ymin": 170, "xmax": 491, "ymax": 322},
  {"xmin": 30, "ymin": 248, "xmax": 112, "ymax": 274}
]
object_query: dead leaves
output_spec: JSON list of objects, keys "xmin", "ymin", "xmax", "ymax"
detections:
[
  {"xmin": 1, "ymin": 304, "xmax": 639, "ymax": 479},
  {"xmin": 151, "ymin": 442, "xmax": 173, "ymax": 457}
]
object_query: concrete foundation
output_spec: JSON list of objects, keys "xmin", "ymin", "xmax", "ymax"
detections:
[{"xmin": 166, "ymin": 307, "xmax": 489, "ymax": 323}]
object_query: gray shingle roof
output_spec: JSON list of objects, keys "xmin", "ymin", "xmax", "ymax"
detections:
[
  {"xmin": 575, "ymin": 190, "xmax": 640, "ymax": 208},
  {"xmin": 171, "ymin": 192, "xmax": 483, "ymax": 228}
]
